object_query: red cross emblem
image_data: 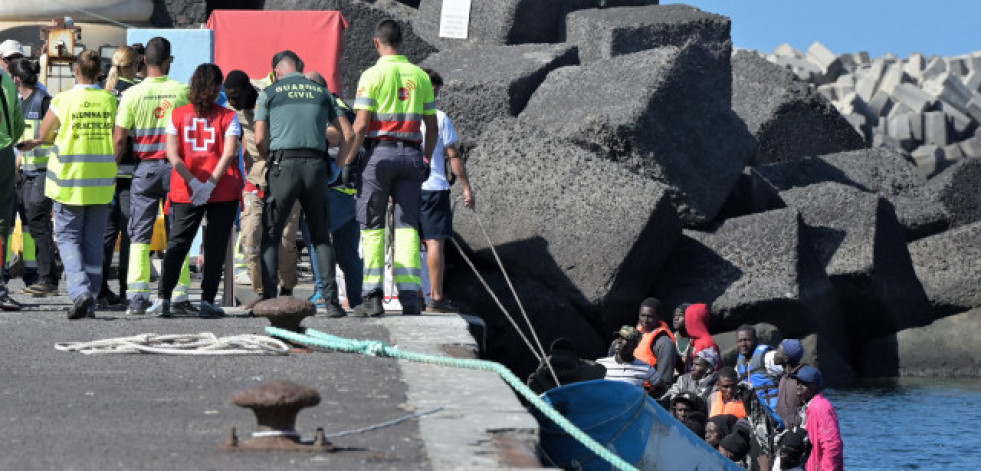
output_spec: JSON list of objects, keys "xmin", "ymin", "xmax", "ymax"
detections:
[{"xmin": 185, "ymin": 117, "xmax": 216, "ymax": 151}]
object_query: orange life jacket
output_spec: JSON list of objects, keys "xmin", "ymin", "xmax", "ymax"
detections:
[
  {"xmin": 634, "ymin": 323, "xmax": 676, "ymax": 368},
  {"xmin": 709, "ymin": 390, "xmax": 747, "ymax": 419}
]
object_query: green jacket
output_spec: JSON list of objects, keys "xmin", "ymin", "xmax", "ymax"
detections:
[{"xmin": 0, "ymin": 71, "xmax": 25, "ymax": 150}]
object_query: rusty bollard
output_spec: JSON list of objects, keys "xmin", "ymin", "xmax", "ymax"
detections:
[
  {"xmin": 222, "ymin": 380, "xmax": 332, "ymax": 452},
  {"xmin": 251, "ymin": 297, "xmax": 317, "ymax": 332}
]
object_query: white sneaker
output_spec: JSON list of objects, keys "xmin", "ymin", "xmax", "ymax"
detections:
[{"xmin": 146, "ymin": 298, "xmax": 171, "ymax": 317}]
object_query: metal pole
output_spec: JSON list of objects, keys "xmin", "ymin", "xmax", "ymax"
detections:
[{"xmin": 222, "ymin": 224, "xmax": 237, "ymax": 307}]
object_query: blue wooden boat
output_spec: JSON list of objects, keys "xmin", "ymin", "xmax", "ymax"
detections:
[{"xmin": 536, "ymin": 379, "xmax": 744, "ymax": 470}]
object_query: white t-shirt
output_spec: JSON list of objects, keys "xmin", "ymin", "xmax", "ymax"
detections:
[
  {"xmin": 597, "ymin": 357, "xmax": 660, "ymax": 389},
  {"xmin": 421, "ymin": 109, "xmax": 458, "ymax": 192}
]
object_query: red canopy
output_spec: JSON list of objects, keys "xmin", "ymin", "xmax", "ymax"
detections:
[{"xmin": 206, "ymin": 10, "xmax": 347, "ymax": 95}]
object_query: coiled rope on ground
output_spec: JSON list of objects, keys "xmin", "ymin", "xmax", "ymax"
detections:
[{"xmin": 54, "ymin": 333, "xmax": 291, "ymax": 355}]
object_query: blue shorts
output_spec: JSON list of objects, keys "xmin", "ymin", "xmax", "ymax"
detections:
[{"xmin": 420, "ymin": 189, "xmax": 452, "ymax": 240}]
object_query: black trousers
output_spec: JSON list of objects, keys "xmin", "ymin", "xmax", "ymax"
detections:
[
  {"xmin": 261, "ymin": 156, "xmax": 337, "ymax": 301},
  {"xmin": 101, "ymin": 179, "xmax": 131, "ymax": 296},
  {"xmin": 20, "ymin": 174, "xmax": 58, "ymax": 285},
  {"xmin": 158, "ymin": 200, "xmax": 238, "ymax": 304}
]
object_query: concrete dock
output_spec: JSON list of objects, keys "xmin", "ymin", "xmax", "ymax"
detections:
[{"xmin": 0, "ymin": 278, "xmax": 550, "ymax": 470}]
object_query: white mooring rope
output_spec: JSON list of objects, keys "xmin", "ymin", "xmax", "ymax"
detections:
[{"xmin": 54, "ymin": 333, "xmax": 292, "ymax": 355}]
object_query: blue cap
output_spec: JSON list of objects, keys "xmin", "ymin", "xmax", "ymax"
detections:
[
  {"xmin": 792, "ymin": 365, "xmax": 823, "ymax": 388},
  {"xmin": 780, "ymin": 339, "xmax": 804, "ymax": 364}
]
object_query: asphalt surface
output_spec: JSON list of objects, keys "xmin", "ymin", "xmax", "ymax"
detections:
[{"xmin": 0, "ymin": 278, "xmax": 430, "ymax": 471}]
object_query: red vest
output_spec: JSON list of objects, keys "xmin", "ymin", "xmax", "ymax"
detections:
[
  {"xmin": 634, "ymin": 323, "xmax": 676, "ymax": 368},
  {"xmin": 168, "ymin": 104, "xmax": 243, "ymax": 204}
]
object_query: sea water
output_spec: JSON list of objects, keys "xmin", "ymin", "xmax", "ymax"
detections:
[{"xmin": 825, "ymin": 378, "xmax": 981, "ymax": 470}]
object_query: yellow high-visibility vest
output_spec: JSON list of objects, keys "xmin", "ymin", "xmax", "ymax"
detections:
[{"xmin": 45, "ymin": 85, "xmax": 117, "ymax": 205}]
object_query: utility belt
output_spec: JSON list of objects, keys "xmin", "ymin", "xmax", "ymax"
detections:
[
  {"xmin": 270, "ymin": 148, "xmax": 327, "ymax": 161},
  {"xmin": 364, "ymin": 139, "xmax": 421, "ymax": 152}
]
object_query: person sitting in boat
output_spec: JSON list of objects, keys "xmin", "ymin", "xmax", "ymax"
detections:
[
  {"xmin": 673, "ymin": 303, "xmax": 720, "ymax": 374},
  {"xmin": 736, "ymin": 324, "xmax": 782, "ymax": 409},
  {"xmin": 794, "ymin": 365, "xmax": 843, "ymax": 471},
  {"xmin": 774, "ymin": 428, "xmax": 809, "ymax": 471},
  {"xmin": 596, "ymin": 325, "xmax": 660, "ymax": 392},
  {"xmin": 632, "ymin": 297, "xmax": 678, "ymax": 396},
  {"xmin": 719, "ymin": 429, "xmax": 751, "ymax": 468},
  {"xmin": 709, "ymin": 367, "xmax": 748, "ymax": 419},
  {"xmin": 774, "ymin": 339, "xmax": 806, "ymax": 428},
  {"xmin": 683, "ymin": 410, "xmax": 708, "ymax": 439},
  {"xmin": 668, "ymin": 391, "xmax": 705, "ymax": 422},
  {"xmin": 661, "ymin": 348, "xmax": 720, "ymax": 405},
  {"xmin": 526, "ymin": 338, "xmax": 606, "ymax": 395},
  {"xmin": 705, "ymin": 414, "xmax": 739, "ymax": 449}
]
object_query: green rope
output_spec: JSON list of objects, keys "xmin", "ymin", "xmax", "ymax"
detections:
[{"xmin": 266, "ymin": 326, "xmax": 640, "ymax": 471}]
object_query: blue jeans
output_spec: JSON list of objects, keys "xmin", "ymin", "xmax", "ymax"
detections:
[
  {"xmin": 54, "ymin": 202, "xmax": 109, "ymax": 301},
  {"xmin": 301, "ymin": 188, "xmax": 363, "ymax": 307}
]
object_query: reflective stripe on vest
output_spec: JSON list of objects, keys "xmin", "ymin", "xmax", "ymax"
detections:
[
  {"xmin": 45, "ymin": 87, "xmax": 117, "ymax": 205},
  {"xmin": 634, "ymin": 324, "xmax": 677, "ymax": 368},
  {"xmin": 355, "ymin": 55, "xmax": 434, "ymax": 143},
  {"xmin": 709, "ymin": 390, "xmax": 747, "ymax": 418},
  {"xmin": 20, "ymin": 89, "xmax": 52, "ymax": 171},
  {"xmin": 118, "ymin": 76, "xmax": 188, "ymax": 160}
]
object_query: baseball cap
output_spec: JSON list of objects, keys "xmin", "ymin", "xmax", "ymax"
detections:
[
  {"xmin": 780, "ymin": 339, "xmax": 804, "ymax": 364},
  {"xmin": 616, "ymin": 325, "xmax": 641, "ymax": 341},
  {"xmin": 0, "ymin": 40, "xmax": 24, "ymax": 59},
  {"xmin": 792, "ymin": 365, "xmax": 823, "ymax": 388}
]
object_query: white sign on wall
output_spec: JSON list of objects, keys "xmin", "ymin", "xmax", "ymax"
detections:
[{"xmin": 438, "ymin": 0, "xmax": 472, "ymax": 39}]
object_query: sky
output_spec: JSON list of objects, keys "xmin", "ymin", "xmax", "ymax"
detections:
[{"xmin": 661, "ymin": 0, "xmax": 981, "ymax": 58}]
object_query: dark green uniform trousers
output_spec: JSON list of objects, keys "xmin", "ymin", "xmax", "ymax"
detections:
[{"xmin": 261, "ymin": 154, "xmax": 338, "ymax": 302}]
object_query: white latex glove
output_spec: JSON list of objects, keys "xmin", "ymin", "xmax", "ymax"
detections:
[{"xmin": 191, "ymin": 179, "xmax": 216, "ymax": 206}]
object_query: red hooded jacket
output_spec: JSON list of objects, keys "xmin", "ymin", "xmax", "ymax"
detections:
[{"xmin": 684, "ymin": 303, "xmax": 720, "ymax": 372}]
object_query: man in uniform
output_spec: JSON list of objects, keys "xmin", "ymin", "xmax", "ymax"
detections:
[
  {"xmin": 0, "ymin": 57, "xmax": 25, "ymax": 310},
  {"xmin": 113, "ymin": 37, "xmax": 193, "ymax": 315},
  {"xmin": 254, "ymin": 50, "xmax": 350, "ymax": 317},
  {"xmin": 222, "ymin": 70, "xmax": 302, "ymax": 306},
  {"xmin": 341, "ymin": 19, "xmax": 438, "ymax": 316}
]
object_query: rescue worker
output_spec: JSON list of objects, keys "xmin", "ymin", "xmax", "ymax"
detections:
[
  {"xmin": 735, "ymin": 324, "xmax": 781, "ymax": 409},
  {"xmin": 222, "ymin": 70, "xmax": 302, "ymax": 307},
  {"xmin": 633, "ymin": 297, "xmax": 678, "ymax": 395},
  {"xmin": 341, "ymin": 19, "xmax": 438, "ymax": 316},
  {"xmin": 0, "ymin": 52, "xmax": 25, "ymax": 311},
  {"xmin": 113, "ymin": 37, "xmax": 193, "ymax": 315},
  {"xmin": 152, "ymin": 63, "xmax": 242, "ymax": 318},
  {"xmin": 99, "ymin": 45, "xmax": 141, "ymax": 306},
  {"xmin": 9, "ymin": 58, "xmax": 59, "ymax": 296},
  {"xmin": 253, "ymin": 50, "xmax": 350, "ymax": 317},
  {"xmin": 19, "ymin": 50, "xmax": 117, "ymax": 319}
]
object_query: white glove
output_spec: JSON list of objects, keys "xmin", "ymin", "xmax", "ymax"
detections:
[{"xmin": 190, "ymin": 179, "xmax": 216, "ymax": 206}]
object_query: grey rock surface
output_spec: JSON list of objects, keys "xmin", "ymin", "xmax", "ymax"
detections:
[
  {"xmin": 520, "ymin": 46, "xmax": 754, "ymax": 225},
  {"xmin": 924, "ymin": 158, "xmax": 981, "ymax": 229},
  {"xmin": 909, "ymin": 221, "xmax": 981, "ymax": 316},
  {"xmin": 859, "ymin": 309, "xmax": 981, "ymax": 377},
  {"xmin": 653, "ymin": 208, "xmax": 846, "ymax": 363},
  {"xmin": 452, "ymin": 119, "xmax": 680, "ymax": 360},
  {"xmin": 565, "ymin": 4, "xmax": 730, "ymax": 68},
  {"xmin": 264, "ymin": 0, "xmax": 437, "ymax": 99},
  {"xmin": 731, "ymin": 50, "xmax": 865, "ymax": 164},
  {"xmin": 750, "ymin": 147, "xmax": 950, "ymax": 239},
  {"xmin": 413, "ymin": 0, "xmax": 658, "ymax": 50},
  {"xmin": 420, "ymin": 44, "xmax": 579, "ymax": 148},
  {"xmin": 780, "ymin": 183, "xmax": 933, "ymax": 340}
]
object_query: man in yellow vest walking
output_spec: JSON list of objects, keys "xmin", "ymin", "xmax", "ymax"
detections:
[
  {"xmin": 20, "ymin": 50, "xmax": 117, "ymax": 319},
  {"xmin": 341, "ymin": 19, "xmax": 438, "ymax": 316},
  {"xmin": 113, "ymin": 37, "xmax": 193, "ymax": 316}
]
